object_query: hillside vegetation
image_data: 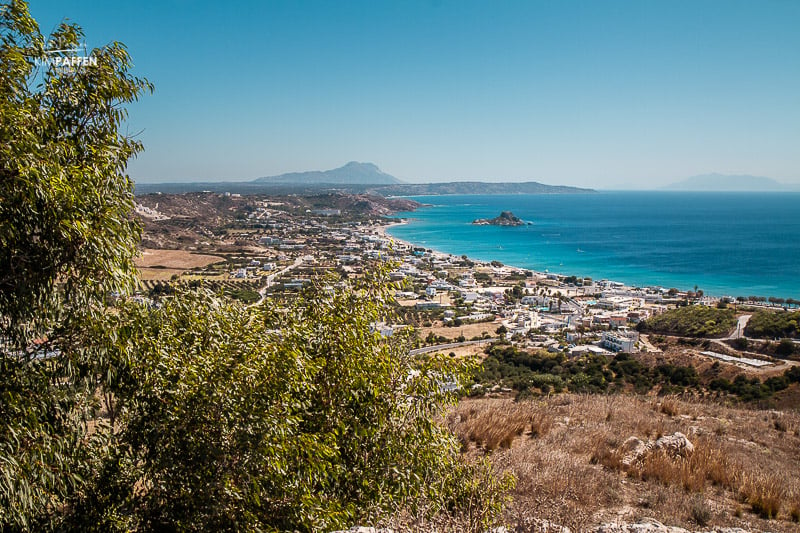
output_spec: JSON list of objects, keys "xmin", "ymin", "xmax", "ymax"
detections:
[
  {"xmin": 638, "ymin": 305, "xmax": 737, "ymax": 337},
  {"xmin": 745, "ymin": 310, "xmax": 800, "ymax": 339},
  {"xmin": 475, "ymin": 344, "xmax": 800, "ymax": 403}
]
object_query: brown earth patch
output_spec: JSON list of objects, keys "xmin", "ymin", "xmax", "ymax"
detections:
[{"xmin": 136, "ymin": 249, "xmax": 225, "ymax": 269}]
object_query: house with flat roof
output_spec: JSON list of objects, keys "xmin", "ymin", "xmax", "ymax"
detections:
[{"xmin": 601, "ymin": 329, "xmax": 639, "ymax": 353}]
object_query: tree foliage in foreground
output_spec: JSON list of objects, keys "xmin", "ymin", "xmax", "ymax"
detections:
[
  {"xmin": 76, "ymin": 274, "xmax": 509, "ymax": 531},
  {"xmin": 1, "ymin": 2, "xmax": 150, "ymax": 528},
  {"xmin": 0, "ymin": 0, "xmax": 151, "ymax": 346},
  {"xmin": 1, "ymin": 3, "xmax": 511, "ymax": 530}
]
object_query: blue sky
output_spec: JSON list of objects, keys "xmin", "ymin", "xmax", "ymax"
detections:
[{"xmin": 31, "ymin": 0, "xmax": 800, "ymax": 188}]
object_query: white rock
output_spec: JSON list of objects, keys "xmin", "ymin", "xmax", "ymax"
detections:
[
  {"xmin": 620, "ymin": 436, "xmax": 652, "ymax": 467},
  {"xmin": 654, "ymin": 432, "xmax": 694, "ymax": 456}
]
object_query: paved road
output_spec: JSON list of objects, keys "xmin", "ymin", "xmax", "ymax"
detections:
[
  {"xmin": 409, "ymin": 338, "xmax": 495, "ymax": 356},
  {"xmin": 247, "ymin": 255, "xmax": 308, "ymax": 308},
  {"xmin": 724, "ymin": 314, "xmax": 752, "ymax": 340}
]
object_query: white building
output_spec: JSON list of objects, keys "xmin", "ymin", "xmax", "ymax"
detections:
[
  {"xmin": 601, "ymin": 329, "xmax": 639, "ymax": 353},
  {"xmin": 596, "ymin": 296, "xmax": 635, "ymax": 311}
]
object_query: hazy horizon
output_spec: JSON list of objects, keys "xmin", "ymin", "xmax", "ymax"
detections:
[
  {"xmin": 33, "ymin": 1, "xmax": 800, "ymax": 189},
  {"xmin": 130, "ymin": 164, "xmax": 800, "ymax": 192}
]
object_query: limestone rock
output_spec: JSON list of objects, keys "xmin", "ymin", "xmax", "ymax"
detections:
[
  {"xmin": 620, "ymin": 436, "xmax": 652, "ymax": 467},
  {"xmin": 655, "ymin": 432, "xmax": 694, "ymax": 457}
]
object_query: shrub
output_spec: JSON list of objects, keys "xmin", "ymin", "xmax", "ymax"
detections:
[
  {"xmin": 690, "ymin": 497, "xmax": 712, "ymax": 526},
  {"xmin": 638, "ymin": 306, "xmax": 737, "ymax": 337},
  {"xmin": 732, "ymin": 337, "xmax": 749, "ymax": 350},
  {"xmin": 74, "ymin": 272, "xmax": 510, "ymax": 531},
  {"xmin": 744, "ymin": 310, "xmax": 800, "ymax": 339},
  {"xmin": 776, "ymin": 338, "xmax": 796, "ymax": 357}
]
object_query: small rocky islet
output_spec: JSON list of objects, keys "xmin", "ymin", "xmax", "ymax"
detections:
[{"xmin": 472, "ymin": 210, "xmax": 529, "ymax": 226}]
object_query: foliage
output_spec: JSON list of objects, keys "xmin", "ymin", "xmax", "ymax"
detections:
[
  {"xmin": 0, "ymin": 0, "xmax": 151, "ymax": 346},
  {"xmin": 1, "ymin": 4, "xmax": 510, "ymax": 530},
  {"xmin": 475, "ymin": 345, "xmax": 800, "ymax": 402},
  {"xmin": 775, "ymin": 338, "xmax": 796, "ymax": 357},
  {"xmin": 74, "ymin": 273, "xmax": 508, "ymax": 531},
  {"xmin": 637, "ymin": 305, "xmax": 737, "ymax": 337},
  {"xmin": 224, "ymin": 286, "xmax": 260, "ymax": 303},
  {"xmin": 744, "ymin": 310, "xmax": 800, "ymax": 339},
  {"xmin": 1, "ymin": 2, "xmax": 150, "ymax": 528}
]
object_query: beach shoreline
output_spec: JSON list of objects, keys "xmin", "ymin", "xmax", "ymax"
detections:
[{"xmin": 374, "ymin": 193, "xmax": 800, "ymax": 300}]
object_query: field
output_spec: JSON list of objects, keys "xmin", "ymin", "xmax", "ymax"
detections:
[
  {"xmin": 135, "ymin": 249, "xmax": 225, "ymax": 280},
  {"xmin": 448, "ymin": 394, "xmax": 800, "ymax": 532},
  {"xmin": 419, "ymin": 319, "xmax": 501, "ymax": 342}
]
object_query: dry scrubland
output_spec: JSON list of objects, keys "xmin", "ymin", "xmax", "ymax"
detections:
[{"xmin": 447, "ymin": 395, "xmax": 800, "ymax": 532}]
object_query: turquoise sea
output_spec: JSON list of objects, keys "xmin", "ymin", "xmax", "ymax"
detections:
[{"xmin": 387, "ymin": 192, "xmax": 800, "ymax": 299}]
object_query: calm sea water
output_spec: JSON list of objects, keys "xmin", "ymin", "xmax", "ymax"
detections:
[{"xmin": 387, "ymin": 192, "xmax": 800, "ymax": 299}]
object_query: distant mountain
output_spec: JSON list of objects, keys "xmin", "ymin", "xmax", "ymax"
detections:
[
  {"xmin": 134, "ymin": 163, "xmax": 595, "ymax": 196},
  {"xmin": 370, "ymin": 181, "xmax": 593, "ymax": 195},
  {"xmin": 254, "ymin": 161, "xmax": 403, "ymax": 185},
  {"xmin": 663, "ymin": 173, "xmax": 789, "ymax": 192}
]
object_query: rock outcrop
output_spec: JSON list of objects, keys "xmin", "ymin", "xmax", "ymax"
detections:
[
  {"xmin": 592, "ymin": 518, "xmax": 752, "ymax": 532},
  {"xmin": 654, "ymin": 432, "xmax": 694, "ymax": 457},
  {"xmin": 472, "ymin": 211, "xmax": 527, "ymax": 226},
  {"xmin": 620, "ymin": 432, "xmax": 694, "ymax": 468}
]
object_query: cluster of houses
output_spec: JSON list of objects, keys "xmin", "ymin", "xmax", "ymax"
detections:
[{"xmin": 200, "ymin": 201, "xmax": 676, "ymax": 357}]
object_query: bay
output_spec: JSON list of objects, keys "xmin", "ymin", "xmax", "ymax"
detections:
[{"xmin": 387, "ymin": 191, "xmax": 800, "ymax": 299}]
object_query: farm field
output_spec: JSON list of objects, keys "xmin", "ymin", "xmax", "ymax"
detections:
[
  {"xmin": 135, "ymin": 249, "xmax": 226, "ymax": 280},
  {"xmin": 135, "ymin": 249, "xmax": 225, "ymax": 269}
]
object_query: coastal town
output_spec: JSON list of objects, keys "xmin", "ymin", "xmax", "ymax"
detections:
[{"xmin": 134, "ymin": 191, "xmax": 797, "ymax": 380}]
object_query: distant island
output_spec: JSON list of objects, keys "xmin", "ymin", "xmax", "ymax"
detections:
[
  {"xmin": 373, "ymin": 181, "xmax": 593, "ymax": 196},
  {"xmin": 255, "ymin": 161, "xmax": 402, "ymax": 186},
  {"xmin": 472, "ymin": 211, "xmax": 527, "ymax": 226},
  {"xmin": 133, "ymin": 162, "xmax": 595, "ymax": 196},
  {"xmin": 663, "ymin": 173, "xmax": 793, "ymax": 192}
]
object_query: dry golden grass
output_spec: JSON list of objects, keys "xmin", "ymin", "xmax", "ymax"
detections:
[
  {"xmin": 738, "ymin": 473, "xmax": 786, "ymax": 519},
  {"xmin": 135, "ymin": 248, "xmax": 224, "ymax": 269},
  {"xmin": 136, "ymin": 267, "xmax": 186, "ymax": 281},
  {"xmin": 449, "ymin": 394, "xmax": 800, "ymax": 532},
  {"xmin": 418, "ymin": 321, "xmax": 499, "ymax": 344},
  {"xmin": 448, "ymin": 399, "xmax": 548, "ymax": 452},
  {"xmin": 658, "ymin": 395, "xmax": 681, "ymax": 417}
]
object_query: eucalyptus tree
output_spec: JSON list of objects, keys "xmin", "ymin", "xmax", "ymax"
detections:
[
  {"xmin": 1, "ymin": 1, "xmax": 151, "ymax": 527},
  {"xmin": 0, "ymin": 3, "xmax": 509, "ymax": 530}
]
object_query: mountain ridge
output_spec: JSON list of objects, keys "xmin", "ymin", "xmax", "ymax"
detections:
[
  {"xmin": 254, "ymin": 161, "xmax": 403, "ymax": 185},
  {"xmin": 134, "ymin": 161, "xmax": 595, "ymax": 195},
  {"xmin": 663, "ymin": 173, "xmax": 791, "ymax": 191}
]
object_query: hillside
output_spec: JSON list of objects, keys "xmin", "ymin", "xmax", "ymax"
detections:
[
  {"xmin": 449, "ymin": 393, "xmax": 800, "ymax": 532},
  {"xmin": 134, "ymin": 191, "xmax": 418, "ymax": 249}
]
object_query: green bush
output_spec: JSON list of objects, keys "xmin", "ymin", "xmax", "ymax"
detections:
[
  {"xmin": 745, "ymin": 310, "xmax": 800, "ymax": 339},
  {"xmin": 637, "ymin": 305, "xmax": 737, "ymax": 337},
  {"xmin": 776, "ymin": 338, "xmax": 796, "ymax": 357},
  {"xmin": 74, "ymin": 272, "xmax": 511, "ymax": 531}
]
